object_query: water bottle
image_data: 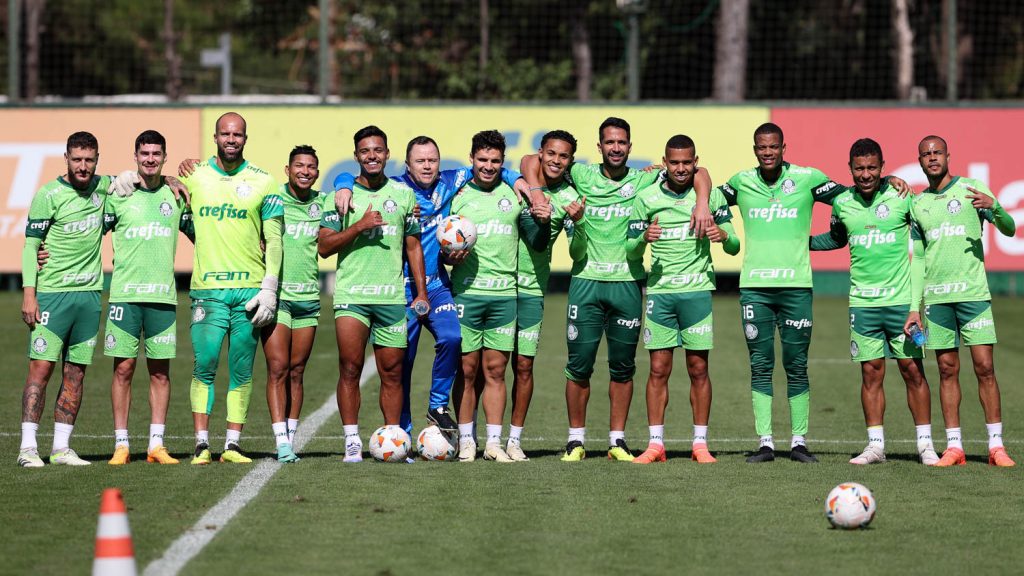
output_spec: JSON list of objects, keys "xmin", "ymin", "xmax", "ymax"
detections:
[{"xmin": 907, "ymin": 323, "xmax": 926, "ymax": 347}]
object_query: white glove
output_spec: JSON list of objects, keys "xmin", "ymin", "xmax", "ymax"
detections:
[
  {"xmin": 108, "ymin": 170, "xmax": 140, "ymax": 197},
  {"xmin": 245, "ymin": 276, "xmax": 279, "ymax": 327}
]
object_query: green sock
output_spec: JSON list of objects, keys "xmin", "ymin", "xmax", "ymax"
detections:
[
  {"xmin": 752, "ymin": 390, "xmax": 773, "ymax": 437},
  {"xmin": 788, "ymin": 390, "xmax": 810, "ymax": 436}
]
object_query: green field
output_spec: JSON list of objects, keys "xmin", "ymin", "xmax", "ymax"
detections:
[{"xmin": 2, "ymin": 291, "xmax": 1022, "ymax": 575}]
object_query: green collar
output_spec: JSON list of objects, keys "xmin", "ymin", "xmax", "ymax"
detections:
[{"xmin": 208, "ymin": 156, "xmax": 249, "ymax": 177}]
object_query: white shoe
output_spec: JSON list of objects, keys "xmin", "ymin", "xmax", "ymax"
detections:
[
  {"xmin": 483, "ymin": 442, "xmax": 514, "ymax": 463},
  {"xmin": 505, "ymin": 441, "xmax": 529, "ymax": 461},
  {"xmin": 17, "ymin": 448, "xmax": 45, "ymax": 468},
  {"xmin": 343, "ymin": 440, "xmax": 363, "ymax": 463},
  {"xmin": 458, "ymin": 438, "xmax": 477, "ymax": 462},
  {"xmin": 919, "ymin": 445, "xmax": 940, "ymax": 466},
  {"xmin": 49, "ymin": 448, "xmax": 91, "ymax": 466},
  {"xmin": 849, "ymin": 444, "xmax": 886, "ymax": 465}
]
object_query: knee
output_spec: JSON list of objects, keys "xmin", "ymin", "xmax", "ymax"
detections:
[
  {"xmin": 338, "ymin": 362, "xmax": 362, "ymax": 384},
  {"xmin": 113, "ymin": 361, "xmax": 136, "ymax": 382},
  {"xmin": 686, "ymin": 365, "xmax": 709, "ymax": 386},
  {"xmin": 974, "ymin": 361, "xmax": 995, "ymax": 383},
  {"xmin": 515, "ymin": 355, "xmax": 533, "ymax": 376},
  {"xmin": 288, "ymin": 364, "xmax": 306, "ymax": 384},
  {"xmin": 648, "ymin": 360, "xmax": 672, "ymax": 384},
  {"xmin": 937, "ymin": 360, "xmax": 958, "ymax": 380}
]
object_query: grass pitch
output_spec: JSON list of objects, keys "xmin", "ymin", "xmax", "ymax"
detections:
[{"xmin": 1, "ymin": 292, "xmax": 1022, "ymax": 575}]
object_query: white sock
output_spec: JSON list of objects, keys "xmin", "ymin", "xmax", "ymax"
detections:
[
  {"xmin": 867, "ymin": 425, "xmax": 884, "ymax": 450},
  {"xmin": 196, "ymin": 429, "xmax": 209, "ymax": 447},
  {"xmin": 759, "ymin": 435, "xmax": 775, "ymax": 450},
  {"xmin": 609, "ymin": 430, "xmax": 625, "ymax": 447},
  {"xmin": 52, "ymin": 422, "xmax": 73, "ymax": 452},
  {"xmin": 458, "ymin": 423, "xmax": 474, "ymax": 442},
  {"xmin": 946, "ymin": 427, "xmax": 963, "ymax": 450},
  {"xmin": 508, "ymin": 425, "xmax": 523, "ymax": 445},
  {"xmin": 149, "ymin": 424, "xmax": 165, "ymax": 451},
  {"xmin": 287, "ymin": 418, "xmax": 299, "ymax": 443},
  {"xmin": 648, "ymin": 425, "xmax": 665, "ymax": 446},
  {"xmin": 114, "ymin": 429, "xmax": 130, "ymax": 449},
  {"xmin": 693, "ymin": 425, "xmax": 708, "ymax": 447},
  {"xmin": 225, "ymin": 429, "xmax": 241, "ymax": 450},
  {"xmin": 486, "ymin": 424, "xmax": 502, "ymax": 445},
  {"xmin": 568, "ymin": 427, "xmax": 586, "ymax": 444},
  {"xmin": 915, "ymin": 424, "xmax": 934, "ymax": 451},
  {"xmin": 20, "ymin": 422, "xmax": 39, "ymax": 450},
  {"xmin": 790, "ymin": 435, "xmax": 805, "ymax": 448},
  {"xmin": 987, "ymin": 422, "xmax": 1004, "ymax": 450},
  {"xmin": 343, "ymin": 424, "xmax": 360, "ymax": 442},
  {"xmin": 272, "ymin": 421, "xmax": 289, "ymax": 447}
]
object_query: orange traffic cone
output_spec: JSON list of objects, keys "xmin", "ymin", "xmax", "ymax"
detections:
[{"xmin": 92, "ymin": 488, "xmax": 137, "ymax": 576}]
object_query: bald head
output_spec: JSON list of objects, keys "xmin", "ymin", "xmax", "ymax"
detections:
[
  {"xmin": 918, "ymin": 134, "xmax": 947, "ymax": 151},
  {"xmin": 216, "ymin": 112, "xmax": 247, "ymax": 135},
  {"xmin": 214, "ymin": 112, "xmax": 248, "ymax": 167}
]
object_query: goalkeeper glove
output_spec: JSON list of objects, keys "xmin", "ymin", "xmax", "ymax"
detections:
[
  {"xmin": 108, "ymin": 170, "xmax": 140, "ymax": 197},
  {"xmin": 245, "ymin": 276, "xmax": 279, "ymax": 327}
]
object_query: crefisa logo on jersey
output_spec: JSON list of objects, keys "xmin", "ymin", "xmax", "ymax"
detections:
[
  {"xmin": 497, "ymin": 198, "xmax": 513, "ymax": 212},
  {"xmin": 619, "ymin": 183, "xmax": 635, "ymax": 198},
  {"xmin": 567, "ymin": 323, "xmax": 579, "ymax": 341},
  {"xmin": 159, "ymin": 201, "xmax": 173, "ymax": 217},
  {"xmin": 874, "ymin": 204, "xmax": 890, "ymax": 219},
  {"xmin": 235, "ymin": 183, "xmax": 252, "ymax": 199},
  {"xmin": 781, "ymin": 179, "xmax": 796, "ymax": 195},
  {"xmin": 308, "ymin": 203, "xmax": 322, "ymax": 219},
  {"xmin": 193, "ymin": 306, "xmax": 206, "ymax": 323},
  {"xmin": 32, "ymin": 337, "xmax": 47, "ymax": 354},
  {"xmin": 383, "ymin": 199, "xmax": 398, "ymax": 213},
  {"xmin": 947, "ymin": 199, "xmax": 962, "ymax": 214},
  {"xmin": 744, "ymin": 323, "xmax": 758, "ymax": 340},
  {"xmin": 105, "ymin": 334, "xmax": 117, "ymax": 350}
]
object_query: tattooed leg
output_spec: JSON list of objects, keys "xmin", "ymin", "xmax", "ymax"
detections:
[
  {"xmin": 54, "ymin": 362, "xmax": 86, "ymax": 425},
  {"xmin": 22, "ymin": 360, "xmax": 55, "ymax": 424}
]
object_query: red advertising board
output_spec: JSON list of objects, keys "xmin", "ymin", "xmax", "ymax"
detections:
[{"xmin": 772, "ymin": 108, "xmax": 1024, "ymax": 271}]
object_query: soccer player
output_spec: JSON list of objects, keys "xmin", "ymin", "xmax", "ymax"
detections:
[
  {"xmin": 334, "ymin": 139, "xmax": 541, "ymax": 440},
  {"xmin": 627, "ymin": 135, "xmax": 739, "ymax": 464},
  {"xmin": 508, "ymin": 130, "xmax": 587, "ymax": 461},
  {"xmin": 261, "ymin": 145, "xmax": 323, "ymax": 463},
  {"xmin": 17, "ymin": 132, "xmax": 109, "ymax": 467},
  {"xmin": 521, "ymin": 117, "xmax": 713, "ymax": 462},
  {"xmin": 450, "ymin": 130, "xmax": 549, "ymax": 462},
  {"xmin": 182, "ymin": 112, "xmax": 284, "ymax": 465},
  {"xmin": 905, "ymin": 135, "xmax": 1017, "ymax": 467},
  {"xmin": 104, "ymin": 130, "xmax": 194, "ymax": 466},
  {"xmin": 318, "ymin": 126, "xmax": 430, "ymax": 463},
  {"xmin": 809, "ymin": 138, "xmax": 938, "ymax": 466}
]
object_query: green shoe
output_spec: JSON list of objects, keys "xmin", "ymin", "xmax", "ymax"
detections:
[
  {"xmin": 561, "ymin": 440, "xmax": 586, "ymax": 462},
  {"xmin": 277, "ymin": 443, "xmax": 300, "ymax": 463},
  {"xmin": 220, "ymin": 443, "xmax": 252, "ymax": 464},
  {"xmin": 191, "ymin": 443, "xmax": 212, "ymax": 466},
  {"xmin": 607, "ymin": 439, "xmax": 635, "ymax": 462}
]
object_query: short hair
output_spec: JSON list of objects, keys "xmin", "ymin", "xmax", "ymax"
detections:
[
  {"xmin": 470, "ymin": 130, "xmax": 506, "ymax": 156},
  {"xmin": 753, "ymin": 122, "xmax": 784, "ymax": 142},
  {"xmin": 666, "ymin": 134, "xmax": 696, "ymax": 153},
  {"xmin": 540, "ymin": 130, "xmax": 578, "ymax": 154},
  {"xmin": 215, "ymin": 112, "xmax": 246, "ymax": 134},
  {"xmin": 134, "ymin": 130, "xmax": 166, "ymax": 153},
  {"xmin": 289, "ymin": 144, "xmax": 318, "ymax": 164},
  {"xmin": 599, "ymin": 117, "xmax": 630, "ymax": 141},
  {"xmin": 406, "ymin": 135, "xmax": 439, "ymax": 160},
  {"xmin": 919, "ymin": 135, "xmax": 948, "ymax": 150},
  {"xmin": 354, "ymin": 125, "xmax": 388, "ymax": 150},
  {"xmin": 849, "ymin": 138, "xmax": 883, "ymax": 164},
  {"xmin": 67, "ymin": 131, "xmax": 98, "ymax": 153}
]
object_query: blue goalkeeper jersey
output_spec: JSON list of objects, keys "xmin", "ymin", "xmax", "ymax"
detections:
[{"xmin": 333, "ymin": 167, "xmax": 522, "ymax": 298}]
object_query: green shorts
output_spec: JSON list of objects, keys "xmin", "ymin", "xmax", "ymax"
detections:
[
  {"xmin": 565, "ymin": 277, "xmax": 642, "ymax": 382},
  {"xmin": 104, "ymin": 302, "xmax": 177, "ymax": 359},
  {"xmin": 849, "ymin": 305, "xmax": 920, "ymax": 361},
  {"xmin": 28, "ymin": 291, "xmax": 101, "ymax": 365},
  {"xmin": 644, "ymin": 291, "xmax": 714, "ymax": 350},
  {"xmin": 516, "ymin": 294, "xmax": 544, "ymax": 357},
  {"xmin": 925, "ymin": 301, "xmax": 997, "ymax": 349},
  {"xmin": 278, "ymin": 299, "xmax": 321, "ymax": 330},
  {"xmin": 334, "ymin": 303, "xmax": 406, "ymax": 348},
  {"xmin": 454, "ymin": 294, "xmax": 516, "ymax": 353}
]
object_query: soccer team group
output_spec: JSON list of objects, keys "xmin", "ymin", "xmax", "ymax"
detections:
[{"xmin": 15, "ymin": 111, "xmax": 1017, "ymax": 468}]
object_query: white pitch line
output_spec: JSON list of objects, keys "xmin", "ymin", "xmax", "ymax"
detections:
[{"xmin": 142, "ymin": 360, "xmax": 378, "ymax": 576}]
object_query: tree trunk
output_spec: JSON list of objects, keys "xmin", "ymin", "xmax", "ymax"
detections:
[
  {"xmin": 163, "ymin": 0, "xmax": 182, "ymax": 101},
  {"xmin": 478, "ymin": 0, "xmax": 489, "ymax": 94},
  {"xmin": 712, "ymin": 0, "xmax": 749, "ymax": 102},
  {"xmin": 570, "ymin": 0, "xmax": 591, "ymax": 102},
  {"xmin": 891, "ymin": 0, "xmax": 914, "ymax": 100},
  {"xmin": 25, "ymin": 0, "xmax": 43, "ymax": 102}
]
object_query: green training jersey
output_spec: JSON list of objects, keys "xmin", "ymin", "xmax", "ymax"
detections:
[
  {"xmin": 824, "ymin": 183, "xmax": 913, "ymax": 307},
  {"xmin": 25, "ymin": 175, "xmax": 110, "ymax": 292},
  {"xmin": 911, "ymin": 176, "xmax": 1001, "ymax": 305},
  {"xmin": 184, "ymin": 158, "xmax": 282, "ymax": 290},
  {"xmin": 104, "ymin": 182, "xmax": 191, "ymax": 305},
  {"xmin": 629, "ymin": 183, "xmax": 735, "ymax": 294},
  {"xmin": 567, "ymin": 163, "xmax": 659, "ymax": 282},
  {"xmin": 279, "ymin": 184, "xmax": 323, "ymax": 302},
  {"xmin": 321, "ymin": 180, "xmax": 419, "ymax": 305},
  {"xmin": 719, "ymin": 162, "xmax": 842, "ymax": 288},
  {"xmin": 517, "ymin": 181, "xmax": 581, "ymax": 296},
  {"xmin": 451, "ymin": 181, "xmax": 523, "ymax": 297}
]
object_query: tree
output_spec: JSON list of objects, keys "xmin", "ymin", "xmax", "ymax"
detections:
[{"xmin": 713, "ymin": 0, "xmax": 749, "ymax": 102}]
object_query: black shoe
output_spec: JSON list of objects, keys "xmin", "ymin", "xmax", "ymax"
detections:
[
  {"xmin": 425, "ymin": 406, "xmax": 457, "ymax": 434},
  {"xmin": 790, "ymin": 444, "xmax": 818, "ymax": 463},
  {"xmin": 746, "ymin": 445, "xmax": 775, "ymax": 463},
  {"xmin": 194, "ymin": 442, "xmax": 209, "ymax": 458}
]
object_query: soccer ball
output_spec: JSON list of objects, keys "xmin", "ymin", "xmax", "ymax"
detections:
[
  {"xmin": 436, "ymin": 215, "xmax": 477, "ymax": 254},
  {"xmin": 368, "ymin": 425, "xmax": 411, "ymax": 463},
  {"xmin": 825, "ymin": 482, "xmax": 877, "ymax": 529},
  {"xmin": 416, "ymin": 425, "xmax": 456, "ymax": 461}
]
